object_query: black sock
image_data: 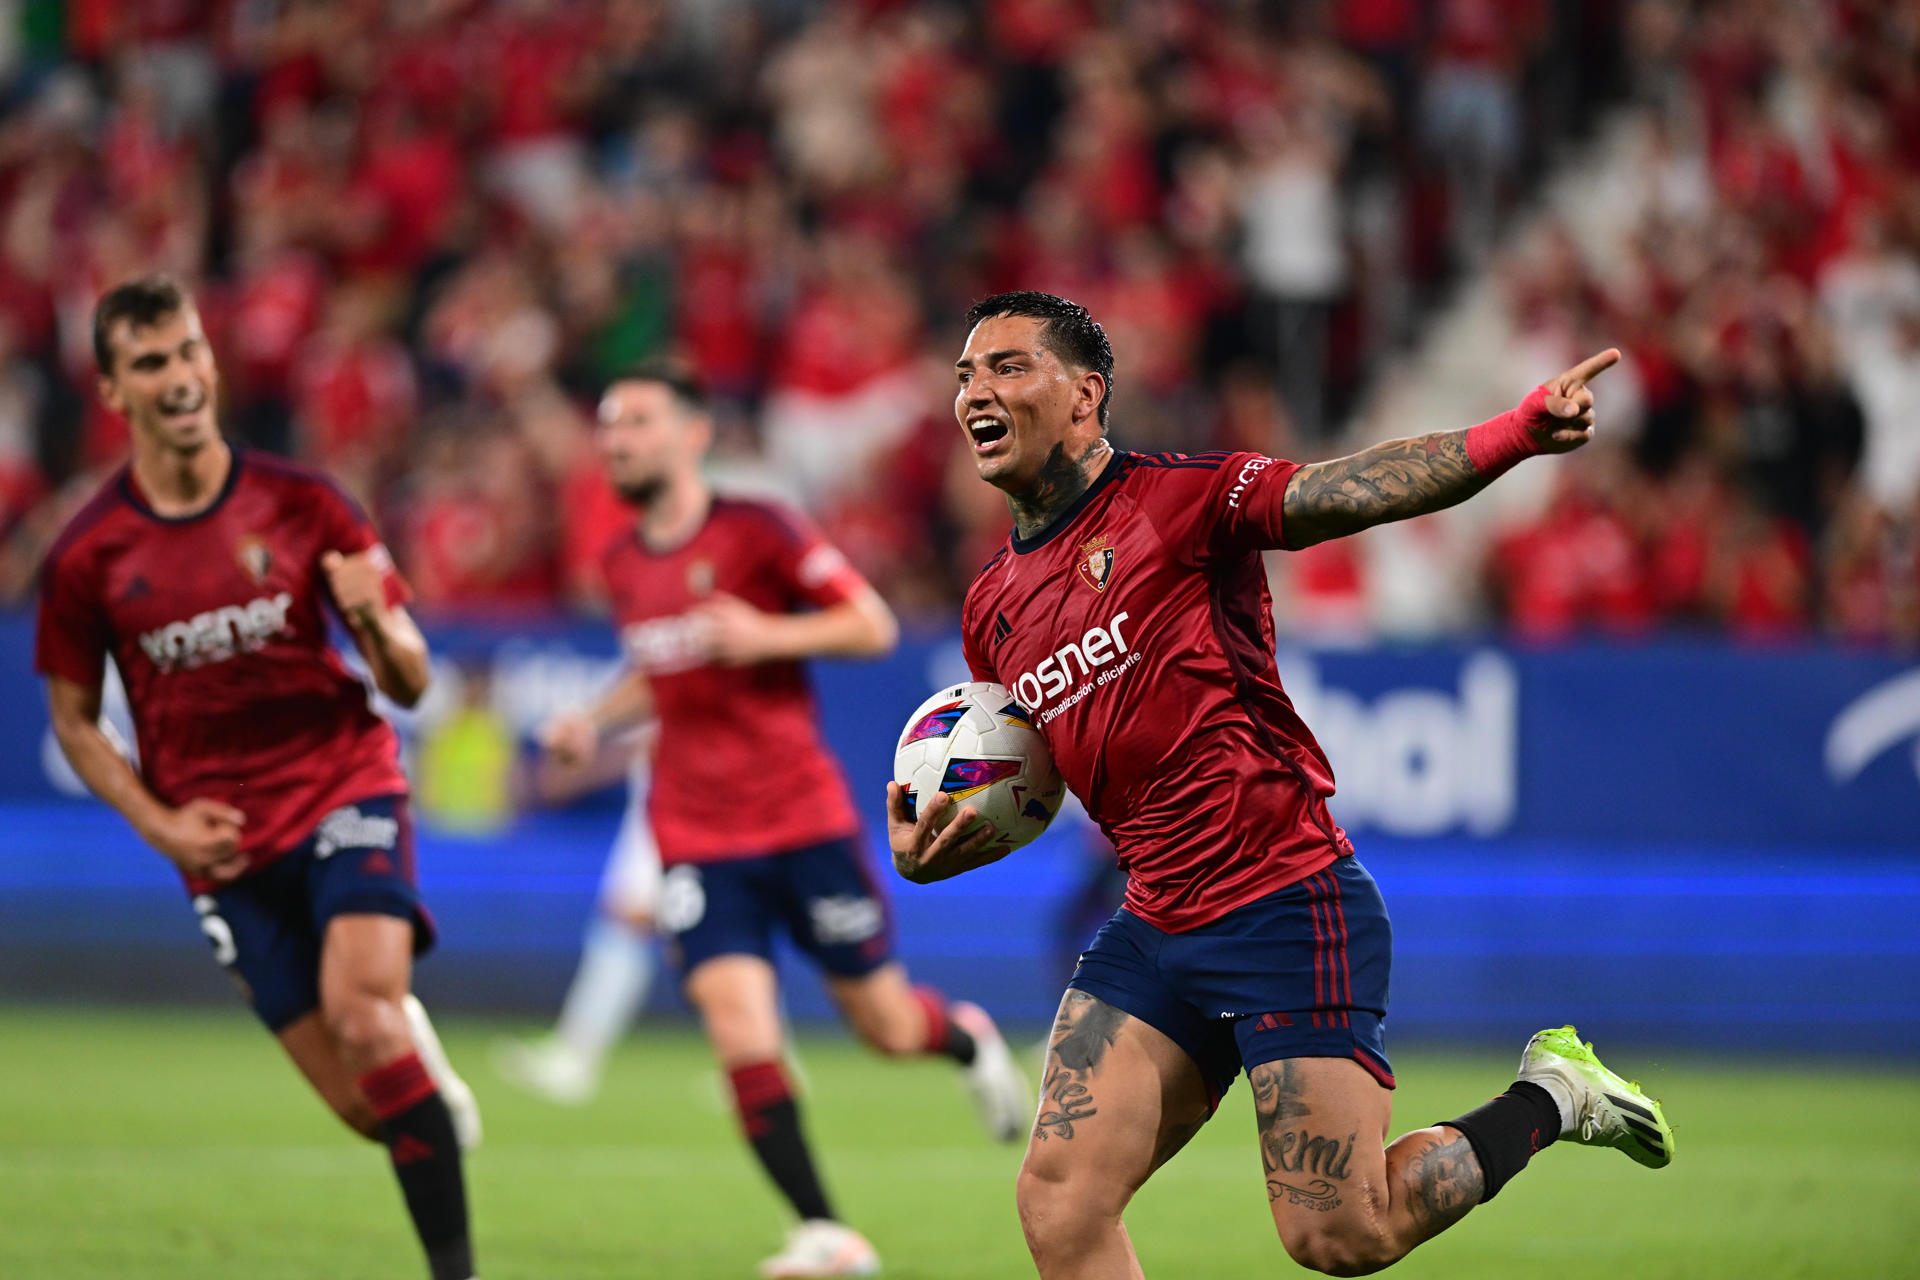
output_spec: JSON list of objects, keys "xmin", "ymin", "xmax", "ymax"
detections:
[
  {"xmin": 1439, "ymin": 1080, "xmax": 1561, "ymax": 1203},
  {"xmin": 361, "ymin": 1054, "xmax": 473, "ymax": 1280},
  {"xmin": 911, "ymin": 986, "xmax": 977, "ymax": 1066},
  {"xmin": 730, "ymin": 1061, "xmax": 836, "ymax": 1222},
  {"xmin": 942, "ymin": 1020, "xmax": 979, "ymax": 1067}
]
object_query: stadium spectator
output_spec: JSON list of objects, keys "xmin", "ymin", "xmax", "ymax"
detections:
[{"xmin": 0, "ymin": 0, "xmax": 1910, "ymax": 653}]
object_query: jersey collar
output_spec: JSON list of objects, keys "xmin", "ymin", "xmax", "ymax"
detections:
[
  {"xmin": 1009, "ymin": 448, "xmax": 1130, "ymax": 555},
  {"xmin": 119, "ymin": 443, "xmax": 244, "ymax": 524}
]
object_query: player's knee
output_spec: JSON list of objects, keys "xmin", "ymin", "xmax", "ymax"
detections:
[
  {"xmin": 1279, "ymin": 1215, "xmax": 1398, "ymax": 1277},
  {"xmin": 1016, "ymin": 1154, "xmax": 1123, "ymax": 1258},
  {"xmin": 323, "ymin": 992, "xmax": 410, "ymax": 1067}
]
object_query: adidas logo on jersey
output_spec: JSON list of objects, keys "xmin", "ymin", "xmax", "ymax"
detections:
[
  {"xmin": 1011, "ymin": 611, "xmax": 1137, "ymax": 722},
  {"xmin": 137, "ymin": 592, "xmax": 295, "ymax": 673}
]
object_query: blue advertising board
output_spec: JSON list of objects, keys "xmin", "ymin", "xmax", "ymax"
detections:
[{"xmin": 2, "ymin": 614, "xmax": 1916, "ymax": 1050}]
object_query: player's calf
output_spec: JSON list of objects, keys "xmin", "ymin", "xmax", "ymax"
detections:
[{"xmin": 1278, "ymin": 1214, "xmax": 1399, "ymax": 1278}]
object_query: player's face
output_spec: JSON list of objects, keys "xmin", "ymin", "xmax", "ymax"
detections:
[
  {"xmin": 954, "ymin": 315, "xmax": 1095, "ymax": 491},
  {"xmin": 99, "ymin": 308, "xmax": 221, "ymax": 455},
  {"xmin": 597, "ymin": 380, "xmax": 706, "ymax": 504}
]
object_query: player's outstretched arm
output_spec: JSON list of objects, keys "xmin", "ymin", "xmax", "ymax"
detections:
[
  {"xmin": 885, "ymin": 782, "xmax": 1008, "ymax": 884},
  {"xmin": 44, "ymin": 675, "xmax": 247, "ymax": 882},
  {"xmin": 1279, "ymin": 349, "xmax": 1618, "ymax": 550}
]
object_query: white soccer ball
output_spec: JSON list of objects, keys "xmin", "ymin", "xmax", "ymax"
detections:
[{"xmin": 893, "ymin": 681, "xmax": 1065, "ymax": 856}]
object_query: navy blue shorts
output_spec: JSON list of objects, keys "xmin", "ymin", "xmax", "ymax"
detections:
[
  {"xmin": 190, "ymin": 794, "xmax": 435, "ymax": 1033},
  {"xmin": 656, "ymin": 836, "xmax": 894, "ymax": 979},
  {"xmin": 1068, "ymin": 855, "xmax": 1393, "ymax": 1109}
]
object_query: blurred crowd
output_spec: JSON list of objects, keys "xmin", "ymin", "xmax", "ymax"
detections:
[
  {"xmin": 1470, "ymin": 0, "xmax": 1920, "ymax": 644},
  {"xmin": 0, "ymin": 0, "xmax": 1911, "ymax": 646}
]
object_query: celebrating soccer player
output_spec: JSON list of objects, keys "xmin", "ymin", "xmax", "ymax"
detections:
[
  {"xmin": 540, "ymin": 362, "xmax": 1032, "ymax": 1279},
  {"xmin": 889, "ymin": 292, "xmax": 1675, "ymax": 1278},
  {"xmin": 35, "ymin": 276, "xmax": 480, "ymax": 1280}
]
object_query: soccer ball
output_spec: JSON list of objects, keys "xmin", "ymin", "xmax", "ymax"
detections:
[{"xmin": 893, "ymin": 681, "xmax": 1065, "ymax": 855}]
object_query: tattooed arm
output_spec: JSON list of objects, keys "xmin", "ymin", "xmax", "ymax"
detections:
[{"xmin": 1278, "ymin": 348, "xmax": 1620, "ymax": 551}]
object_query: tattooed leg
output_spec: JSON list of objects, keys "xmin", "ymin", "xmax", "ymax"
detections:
[
  {"xmin": 1017, "ymin": 989, "xmax": 1212, "ymax": 1280},
  {"xmin": 1254, "ymin": 1057, "xmax": 1491, "ymax": 1275}
]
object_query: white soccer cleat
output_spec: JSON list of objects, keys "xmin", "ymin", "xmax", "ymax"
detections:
[
  {"xmin": 491, "ymin": 1034, "xmax": 599, "ymax": 1106},
  {"xmin": 1516, "ymin": 1025, "xmax": 1674, "ymax": 1169},
  {"xmin": 953, "ymin": 1001, "xmax": 1030, "ymax": 1144},
  {"xmin": 402, "ymin": 994, "xmax": 483, "ymax": 1151},
  {"xmin": 757, "ymin": 1219, "xmax": 881, "ymax": 1278}
]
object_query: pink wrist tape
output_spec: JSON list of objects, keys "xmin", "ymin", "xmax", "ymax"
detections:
[{"xmin": 1465, "ymin": 385, "xmax": 1550, "ymax": 479}]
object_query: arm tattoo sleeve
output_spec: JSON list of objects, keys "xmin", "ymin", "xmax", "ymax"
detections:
[{"xmin": 1280, "ymin": 431, "xmax": 1489, "ymax": 549}]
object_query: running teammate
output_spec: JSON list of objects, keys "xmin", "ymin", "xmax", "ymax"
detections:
[
  {"xmin": 35, "ymin": 276, "xmax": 480, "ymax": 1280},
  {"xmin": 889, "ymin": 292, "xmax": 1675, "ymax": 1278},
  {"xmin": 541, "ymin": 362, "xmax": 1032, "ymax": 1279}
]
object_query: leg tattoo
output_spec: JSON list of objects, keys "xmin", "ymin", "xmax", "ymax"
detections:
[
  {"xmin": 1033, "ymin": 991, "xmax": 1127, "ymax": 1141},
  {"xmin": 1252, "ymin": 1061, "xmax": 1356, "ymax": 1214},
  {"xmin": 1402, "ymin": 1133, "xmax": 1485, "ymax": 1233}
]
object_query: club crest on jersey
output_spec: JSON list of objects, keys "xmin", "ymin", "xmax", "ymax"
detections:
[
  {"xmin": 236, "ymin": 536, "xmax": 272, "ymax": 585},
  {"xmin": 1077, "ymin": 534, "xmax": 1115, "ymax": 592},
  {"xmin": 687, "ymin": 559, "xmax": 715, "ymax": 596}
]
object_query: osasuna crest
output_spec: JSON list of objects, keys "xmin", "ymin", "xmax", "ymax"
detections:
[
  {"xmin": 236, "ymin": 535, "xmax": 273, "ymax": 584},
  {"xmin": 1076, "ymin": 533, "xmax": 1115, "ymax": 592},
  {"xmin": 687, "ymin": 558, "xmax": 715, "ymax": 596}
]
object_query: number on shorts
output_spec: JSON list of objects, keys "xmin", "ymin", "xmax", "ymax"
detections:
[
  {"xmin": 192, "ymin": 894, "xmax": 238, "ymax": 967},
  {"xmin": 657, "ymin": 865, "xmax": 707, "ymax": 935}
]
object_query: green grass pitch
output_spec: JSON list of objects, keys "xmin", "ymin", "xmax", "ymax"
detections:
[{"xmin": 1, "ymin": 1005, "xmax": 1913, "ymax": 1279}]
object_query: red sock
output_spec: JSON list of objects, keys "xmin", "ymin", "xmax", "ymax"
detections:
[
  {"xmin": 728, "ymin": 1060, "xmax": 835, "ymax": 1222},
  {"xmin": 911, "ymin": 985, "xmax": 978, "ymax": 1066},
  {"xmin": 358, "ymin": 1053, "xmax": 472, "ymax": 1280}
]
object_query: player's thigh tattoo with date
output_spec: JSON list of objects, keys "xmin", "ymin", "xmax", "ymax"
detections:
[
  {"xmin": 1252, "ymin": 1060, "xmax": 1363, "ymax": 1215},
  {"xmin": 1032, "ymin": 990, "xmax": 1129, "ymax": 1141}
]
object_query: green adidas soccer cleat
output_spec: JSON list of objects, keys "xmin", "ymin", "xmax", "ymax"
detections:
[{"xmin": 1517, "ymin": 1026, "xmax": 1674, "ymax": 1169}]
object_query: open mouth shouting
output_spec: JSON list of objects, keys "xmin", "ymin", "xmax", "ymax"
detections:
[{"xmin": 967, "ymin": 414, "xmax": 1010, "ymax": 454}]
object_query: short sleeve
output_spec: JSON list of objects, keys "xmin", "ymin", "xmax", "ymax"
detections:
[
  {"xmin": 35, "ymin": 549, "xmax": 111, "ymax": 687},
  {"xmin": 1137, "ymin": 451, "xmax": 1302, "ymax": 563},
  {"xmin": 1208, "ymin": 452, "xmax": 1302, "ymax": 557},
  {"xmin": 759, "ymin": 505, "xmax": 868, "ymax": 610},
  {"xmin": 315, "ymin": 479, "xmax": 412, "ymax": 609}
]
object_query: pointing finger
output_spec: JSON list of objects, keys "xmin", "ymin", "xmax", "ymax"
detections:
[
  {"xmin": 1561, "ymin": 347, "xmax": 1621, "ymax": 389},
  {"xmin": 320, "ymin": 551, "xmax": 345, "ymax": 572}
]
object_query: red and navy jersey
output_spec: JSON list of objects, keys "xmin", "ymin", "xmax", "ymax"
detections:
[
  {"xmin": 603, "ymin": 496, "xmax": 869, "ymax": 865},
  {"xmin": 961, "ymin": 449, "xmax": 1352, "ymax": 932},
  {"xmin": 35, "ymin": 448, "xmax": 411, "ymax": 892}
]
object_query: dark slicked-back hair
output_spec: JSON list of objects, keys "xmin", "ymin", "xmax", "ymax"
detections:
[
  {"xmin": 609, "ymin": 357, "xmax": 709, "ymax": 414},
  {"xmin": 93, "ymin": 274, "xmax": 192, "ymax": 374},
  {"xmin": 963, "ymin": 290, "xmax": 1115, "ymax": 428}
]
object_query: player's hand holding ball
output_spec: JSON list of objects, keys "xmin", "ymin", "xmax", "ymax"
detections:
[
  {"xmin": 888, "ymin": 682, "xmax": 1065, "ymax": 884},
  {"xmin": 539, "ymin": 711, "xmax": 599, "ymax": 768},
  {"xmin": 321, "ymin": 548, "xmax": 388, "ymax": 629},
  {"xmin": 143, "ymin": 797, "xmax": 247, "ymax": 882}
]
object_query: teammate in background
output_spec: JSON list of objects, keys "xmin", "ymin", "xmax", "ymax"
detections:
[
  {"xmin": 35, "ymin": 276, "xmax": 480, "ymax": 1280},
  {"xmin": 890, "ymin": 292, "xmax": 1675, "ymax": 1278},
  {"xmin": 496, "ymin": 735, "xmax": 662, "ymax": 1104},
  {"xmin": 542, "ymin": 362, "xmax": 1031, "ymax": 1279}
]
